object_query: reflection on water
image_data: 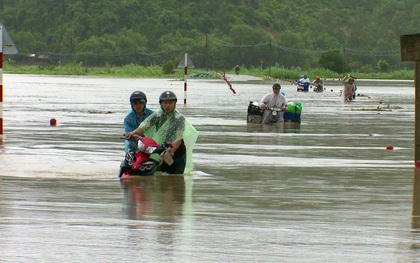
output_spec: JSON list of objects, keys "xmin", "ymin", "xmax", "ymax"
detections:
[
  {"xmin": 121, "ymin": 175, "xmax": 192, "ymax": 222},
  {"xmin": 246, "ymin": 122, "xmax": 301, "ymax": 133},
  {"xmin": 0, "ymin": 75, "xmax": 419, "ymax": 262}
]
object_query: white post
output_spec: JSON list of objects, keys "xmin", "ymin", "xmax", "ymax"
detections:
[
  {"xmin": 0, "ymin": 25, "xmax": 18, "ymax": 142},
  {"xmin": 0, "ymin": 26, "xmax": 4, "ymax": 141}
]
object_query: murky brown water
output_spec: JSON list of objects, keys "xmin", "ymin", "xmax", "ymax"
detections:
[{"xmin": 0, "ymin": 74, "xmax": 419, "ymax": 262}]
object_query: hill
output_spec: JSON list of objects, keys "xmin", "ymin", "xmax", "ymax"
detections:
[{"xmin": 1, "ymin": 0, "xmax": 419, "ymax": 73}]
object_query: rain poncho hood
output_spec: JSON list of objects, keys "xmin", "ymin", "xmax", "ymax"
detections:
[
  {"xmin": 139, "ymin": 108, "xmax": 198, "ymax": 173},
  {"xmin": 124, "ymin": 101, "xmax": 154, "ymax": 133},
  {"xmin": 124, "ymin": 103, "xmax": 154, "ymax": 152},
  {"xmin": 124, "ymin": 108, "xmax": 154, "ymax": 133},
  {"xmin": 260, "ymin": 92, "xmax": 288, "ymax": 109}
]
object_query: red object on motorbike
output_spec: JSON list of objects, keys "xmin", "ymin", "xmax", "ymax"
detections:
[
  {"xmin": 119, "ymin": 134, "xmax": 175, "ymax": 179},
  {"xmin": 131, "ymin": 137, "xmax": 160, "ymax": 171}
]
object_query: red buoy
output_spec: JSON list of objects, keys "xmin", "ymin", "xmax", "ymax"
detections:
[
  {"xmin": 386, "ymin": 145, "xmax": 394, "ymax": 150},
  {"xmin": 50, "ymin": 118, "xmax": 57, "ymax": 126}
]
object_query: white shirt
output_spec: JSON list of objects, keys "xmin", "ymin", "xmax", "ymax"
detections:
[
  {"xmin": 260, "ymin": 92, "xmax": 288, "ymax": 109},
  {"xmin": 299, "ymin": 77, "xmax": 310, "ymax": 85}
]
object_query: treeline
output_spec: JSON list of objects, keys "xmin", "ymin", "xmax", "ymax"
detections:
[{"xmin": 1, "ymin": 0, "xmax": 419, "ymax": 73}]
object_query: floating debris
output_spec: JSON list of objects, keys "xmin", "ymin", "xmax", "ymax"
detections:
[
  {"xmin": 188, "ymin": 72, "xmax": 214, "ymax": 78},
  {"xmin": 88, "ymin": 110, "xmax": 113, "ymax": 114},
  {"xmin": 349, "ymin": 102, "xmax": 403, "ymax": 111},
  {"xmin": 349, "ymin": 107, "xmax": 392, "ymax": 111}
]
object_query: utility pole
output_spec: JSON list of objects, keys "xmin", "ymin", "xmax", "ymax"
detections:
[
  {"xmin": 402, "ymin": 33, "xmax": 420, "ymax": 226},
  {"xmin": 269, "ymin": 40, "xmax": 272, "ymax": 76},
  {"xmin": 205, "ymin": 34, "xmax": 208, "ymax": 71},
  {"xmin": 342, "ymin": 46, "xmax": 346, "ymax": 75},
  {"xmin": 401, "ymin": 33, "xmax": 420, "ymax": 166}
]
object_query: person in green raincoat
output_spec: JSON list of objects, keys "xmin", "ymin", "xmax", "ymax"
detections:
[{"xmin": 124, "ymin": 91, "xmax": 198, "ymax": 174}]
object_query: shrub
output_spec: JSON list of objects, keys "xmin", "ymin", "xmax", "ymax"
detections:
[{"xmin": 162, "ymin": 60, "xmax": 176, "ymax": 74}]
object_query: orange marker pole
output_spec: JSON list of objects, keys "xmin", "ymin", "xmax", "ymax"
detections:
[{"xmin": 184, "ymin": 53, "xmax": 187, "ymax": 105}]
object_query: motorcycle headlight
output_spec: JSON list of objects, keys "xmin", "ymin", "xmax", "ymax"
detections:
[
  {"xmin": 145, "ymin": 146, "xmax": 158, "ymax": 154},
  {"xmin": 137, "ymin": 140, "xmax": 145, "ymax": 151}
]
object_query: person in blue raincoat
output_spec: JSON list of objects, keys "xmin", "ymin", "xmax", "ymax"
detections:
[
  {"xmin": 298, "ymin": 74, "xmax": 310, "ymax": 91},
  {"xmin": 125, "ymin": 91, "xmax": 198, "ymax": 174},
  {"xmin": 124, "ymin": 91, "xmax": 154, "ymax": 153}
]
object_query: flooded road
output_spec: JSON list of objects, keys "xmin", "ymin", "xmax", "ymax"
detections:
[{"xmin": 0, "ymin": 74, "xmax": 419, "ymax": 262}]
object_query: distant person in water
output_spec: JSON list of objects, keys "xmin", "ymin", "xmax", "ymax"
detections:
[{"xmin": 342, "ymin": 74, "xmax": 356, "ymax": 101}]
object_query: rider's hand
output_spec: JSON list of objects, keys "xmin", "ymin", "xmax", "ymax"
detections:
[
  {"xmin": 168, "ymin": 148, "xmax": 174, "ymax": 156},
  {"xmin": 260, "ymin": 103, "xmax": 267, "ymax": 110},
  {"xmin": 124, "ymin": 132, "xmax": 133, "ymax": 139}
]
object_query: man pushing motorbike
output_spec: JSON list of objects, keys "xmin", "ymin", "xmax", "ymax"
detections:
[
  {"xmin": 125, "ymin": 91, "xmax": 198, "ymax": 174},
  {"xmin": 124, "ymin": 91, "xmax": 154, "ymax": 153}
]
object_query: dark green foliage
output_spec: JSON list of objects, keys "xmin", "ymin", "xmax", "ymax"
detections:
[
  {"xmin": 318, "ymin": 50, "xmax": 346, "ymax": 74},
  {"xmin": 377, "ymin": 59, "xmax": 390, "ymax": 72},
  {"xmin": 1, "ymin": 0, "xmax": 417, "ymax": 72},
  {"xmin": 162, "ymin": 61, "xmax": 176, "ymax": 75}
]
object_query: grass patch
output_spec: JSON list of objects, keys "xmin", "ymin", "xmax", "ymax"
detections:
[{"xmin": 3, "ymin": 62, "xmax": 415, "ymax": 80}]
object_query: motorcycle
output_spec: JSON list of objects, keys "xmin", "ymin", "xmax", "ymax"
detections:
[
  {"xmin": 297, "ymin": 82, "xmax": 310, "ymax": 92},
  {"xmin": 313, "ymin": 83, "xmax": 324, "ymax": 92},
  {"xmin": 247, "ymin": 101, "xmax": 302, "ymax": 124},
  {"xmin": 261, "ymin": 106, "xmax": 285, "ymax": 124},
  {"xmin": 119, "ymin": 135, "xmax": 173, "ymax": 178}
]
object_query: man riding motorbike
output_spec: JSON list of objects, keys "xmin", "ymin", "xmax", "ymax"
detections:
[
  {"xmin": 297, "ymin": 75, "xmax": 311, "ymax": 91},
  {"xmin": 312, "ymin": 76, "xmax": 324, "ymax": 92},
  {"xmin": 259, "ymin": 83, "xmax": 288, "ymax": 124}
]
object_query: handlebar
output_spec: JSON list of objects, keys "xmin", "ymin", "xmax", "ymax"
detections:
[
  {"xmin": 121, "ymin": 134, "xmax": 174, "ymax": 149},
  {"xmin": 267, "ymin": 107, "xmax": 285, "ymax": 112},
  {"xmin": 121, "ymin": 134, "xmax": 141, "ymax": 140}
]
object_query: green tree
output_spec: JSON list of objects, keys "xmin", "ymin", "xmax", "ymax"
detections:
[
  {"xmin": 377, "ymin": 59, "xmax": 390, "ymax": 72},
  {"xmin": 1, "ymin": 0, "xmax": 417, "ymax": 70},
  {"xmin": 318, "ymin": 50, "xmax": 345, "ymax": 74}
]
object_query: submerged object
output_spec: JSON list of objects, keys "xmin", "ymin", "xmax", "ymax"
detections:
[{"xmin": 247, "ymin": 101, "xmax": 302, "ymax": 124}]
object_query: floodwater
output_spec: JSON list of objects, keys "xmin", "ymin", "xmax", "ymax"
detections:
[{"xmin": 0, "ymin": 74, "xmax": 419, "ymax": 262}]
